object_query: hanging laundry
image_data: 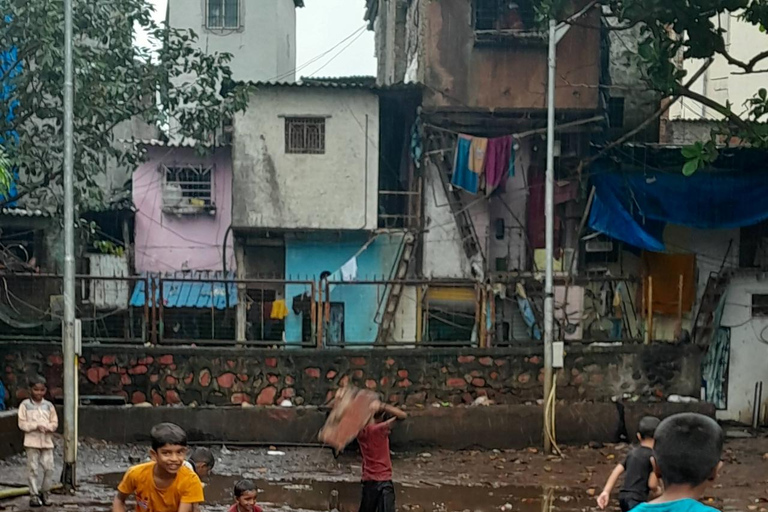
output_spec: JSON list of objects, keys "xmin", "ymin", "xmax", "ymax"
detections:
[
  {"xmin": 410, "ymin": 121, "xmax": 423, "ymax": 169},
  {"xmin": 451, "ymin": 135, "xmax": 479, "ymax": 194},
  {"xmin": 468, "ymin": 137, "xmax": 488, "ymax": 173},
  {"xmin": 340, "ymin": 256, "xmax": 358, "ymax": 282},
  {"xmin": 484, "ymin": 136, "xmax": 513, "ymax": 190},
  {"xmin": 270, "ymin": 299, "xmax": 289, "ymax": 320},
  {"xmin": 516, "ymin": 296, "xmax": 542, "ymax": 340}
]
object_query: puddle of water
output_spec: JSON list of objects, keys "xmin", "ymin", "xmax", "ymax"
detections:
[{"xmin": 98, "ymin": 473, "xmax": 592, "ymax": 512}]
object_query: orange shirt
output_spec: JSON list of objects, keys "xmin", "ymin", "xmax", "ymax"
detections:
[{"xmin": 117, "ymin": 461, "xmax": 204, "ymax": 512}]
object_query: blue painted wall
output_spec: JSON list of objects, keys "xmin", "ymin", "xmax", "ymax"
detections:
[{"xmin": 284, "ymin": 232, "xmax": 405, "ymax": 345}]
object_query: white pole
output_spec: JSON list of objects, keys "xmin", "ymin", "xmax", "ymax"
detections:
[
  {"xmin": 543, "ymin": 17, "xmax": 557, "ymax": 454},
  {"xmin": 62, "ymin": 0, "xmax": 78, "ymax": 489}
]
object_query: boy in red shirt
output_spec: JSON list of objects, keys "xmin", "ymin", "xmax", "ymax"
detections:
[
  {"xmin": 229, "ymin": 479, "xmax": 262, "ymax": 512},
  {"xmin": 356, "ymin": 400, "xmax": 407, "ymax": 512}
]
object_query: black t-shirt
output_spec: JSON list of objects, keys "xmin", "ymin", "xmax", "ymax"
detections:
[{"xmin": 619, "ymin": 445, "xmax": 653, "ymax": 500}]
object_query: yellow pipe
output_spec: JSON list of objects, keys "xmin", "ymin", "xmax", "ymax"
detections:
[{"xmin": 0, "ymin": 484, "xmax": 62, "ymax": 500}]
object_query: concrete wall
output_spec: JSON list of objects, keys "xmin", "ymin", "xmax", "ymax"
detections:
[
  {"xmin": 605, "ymin": 14, "xmax": 661, "ymax": 141},
  {"xmin": 133, "ymin": 146, "xmax": 234, "ymax": 273},
  {"xmin": 232, "ymin": 87, "xmax": 380, "ymax": 231},
  {"xmin": 283, "ymin": 232, "xmax": 405, "ymax": 344},
  {"xmin": 416, "ymin": 0, "xmax": 600, "ymax": 110},
  {"xmin": 718, "ymin": 273, "xmax": 768, "ymax": 424},
  {"xmin": 1, "ymin": 343, "xmax": 703, "ymax": 409},
  {"xmin": 167, "ymin": 0, "xmax": 297, "ymax": 83},
  {"xmin": 0, "ymin": 410, "xmax": 24, "ymax": 459},
  {"xmin": 62, "ymin": 402, "xmax": 712, "ymax": 450},
  {"xmin": 421, "ymin": 161, "xmax": 487, "ymax": 279}
]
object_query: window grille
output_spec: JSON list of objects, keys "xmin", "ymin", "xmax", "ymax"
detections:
[
  {"xmin": 162, "ymin": 164, "xmax": 214, "ymax": 211},
  {"xmin": 285, "ymin": 117, "xmax": 326, "ymax": 154}
]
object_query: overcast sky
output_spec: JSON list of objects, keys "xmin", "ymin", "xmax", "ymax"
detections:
[{"xmin": 145, "ymin": 0, "xmax": 376, "ymax": 78}]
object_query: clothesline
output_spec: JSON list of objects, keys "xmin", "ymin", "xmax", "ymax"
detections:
[{"xmin": 423, "ymin": 115, "xmax": 603, "ymax": 140}]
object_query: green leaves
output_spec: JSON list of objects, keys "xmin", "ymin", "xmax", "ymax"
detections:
[
  {"xmin": 0, "ymin": 0, "xmax": 246, "ymax": 212},
  {"xmin": 0, "ymin": 148, "xmax": 11, "ymax": 197},
  {"xmin": 681, "ymin": 141, "xmax": 719, "ymax": 176}
]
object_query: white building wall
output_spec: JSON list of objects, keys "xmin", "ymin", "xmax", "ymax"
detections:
[
  {"xmin": 167, "ymin": 0, "xmax": 297, "ymax": 83},
  {"xmin": 718, "ymin": 274, "xmax": 768, "ymax": 424},
  {"xmin": 422, "ymin": 161, "xmax": 475, "ymax": 279},
  {"xmin": 670, "ymin": 13, "xmax": 767, "ymax": 121},
  {"xmin": 393, "ymin": 285, "xmax": 418, "ymax": 343},
  {"xmin": 232, "ymin": 86, "xmax": 380, "ymax": 231}
]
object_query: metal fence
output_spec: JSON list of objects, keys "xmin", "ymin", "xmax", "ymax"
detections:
[
  {"xmin": 0, "ymin": 273, "xmax": 642, "ymax": 347},
  {"xmin": 0, "ymin": 274, "xmax": 147, "ymax": 343}
]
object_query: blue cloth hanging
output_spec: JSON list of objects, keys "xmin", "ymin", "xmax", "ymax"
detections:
[{"xmin": 451, "ymin": 135, "xmax": 478, "ymax": 194}]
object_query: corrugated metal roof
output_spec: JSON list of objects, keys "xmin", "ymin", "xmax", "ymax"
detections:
[
  {"xmin": 129, "ymin": 271, "xmax": 238, "ymax": 309},
  {"xmin": 0, "ymin": 207, "xmax": 51, "ymax": 218},
  {"xmin": 129, "ymin": 139, "xmax": 229, "ymax": 149},
  {"xmin": 249, "ymin": 80, "xmax": 422, "ymax": 92}
]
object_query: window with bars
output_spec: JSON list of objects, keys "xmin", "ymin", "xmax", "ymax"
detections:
[
  {"xmin": 207, "ymin": 0, "xmax": 240, "ymax": 29},
  {"xmin": 473, "ymin": 0, "xmax": 546, "ymax": 44},
  {"xmin": 285, "ymin": 117, "xmax": 326, "ymax": 154},
  {"xmin": 162, "ymin": 164, "xmax": 215, "ymax": 212}
]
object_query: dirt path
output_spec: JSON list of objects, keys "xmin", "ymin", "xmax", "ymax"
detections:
[{"xmin": 0, "ymin": 436, "xmax": 765, "ymax": 511}]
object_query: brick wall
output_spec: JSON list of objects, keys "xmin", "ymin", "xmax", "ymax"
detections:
[{"xmin": 1, "ymin": 343, "xmax": 703, "ymax": 408}]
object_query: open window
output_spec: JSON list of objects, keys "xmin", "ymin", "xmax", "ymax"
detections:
[
  {"xmin": 162, "ymin": 164, "xmax": 215, "ymax": 214},
  {"xmin": 474, "ymin": 0, "xmax": 545, "ymax": 45}
]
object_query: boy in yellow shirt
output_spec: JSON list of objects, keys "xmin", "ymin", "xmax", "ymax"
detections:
[{"xmin": 112, "ymin": 423, "xmax": 204, "ymax": 512}]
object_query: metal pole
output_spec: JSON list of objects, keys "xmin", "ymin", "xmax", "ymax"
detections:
[
  {"xmin": 543, "ymin": 17, "xmax": 557, "ymax": 454},
  {"xmin": 61, "ymin": 0, "xmax": 78, "ymax": 489}
]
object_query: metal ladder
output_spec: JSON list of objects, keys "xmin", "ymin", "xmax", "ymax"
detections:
[
  {"xmin": 427, "ymin": 132, "xmax": 485, "ymax": 270},
  {"xmin": 376, "ymin": 232, "xmax": 416, "ymax": 343},
  {"xmin": 693, "ymin": 271, "xmax": 731, "ymax": 346}
]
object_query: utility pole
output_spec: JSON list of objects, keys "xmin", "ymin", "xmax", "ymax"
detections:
[
  {"xmin": 61, "ymin": 0, "xmax": 78, "ymax": 489},
  {"xmin": 542, "ymin": 17, "xmax": 557, "ymax": 454}
]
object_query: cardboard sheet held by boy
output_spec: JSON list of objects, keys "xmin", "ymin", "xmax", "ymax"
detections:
[{"xmin": 318, "ymin": 386, "xmax": 380, "ymax": 451}]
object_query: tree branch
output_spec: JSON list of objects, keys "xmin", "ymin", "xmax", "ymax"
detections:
[
  {"xmin": 716, "ymin": 48, "xmax": 768, "ymax": 74},
  {"xmin": 579, "ymin": 57, "xmax": 714, "ymax": 170},
  {"xmin": 0, "ymin": 171, "xmax": 55, "ymax": 209},
  {"xmin": 676, "ymin": 86, "xmax": 751, "ymax": 132}
]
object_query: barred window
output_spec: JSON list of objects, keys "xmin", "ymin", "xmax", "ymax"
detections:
[
  {"xmin": 474, "ymin": 0, "xmax": 537, "ymax": 32},
  {"xmin": 207, "ymin": 0, "xmax": 239, "ymax": 29},
  {"xmin": 162, "ymin": 164, "xmax": 214, "ymax": 211},
  {"xmin": 285, "ymin": 117, "xmax": 326, "ymax": 155}
]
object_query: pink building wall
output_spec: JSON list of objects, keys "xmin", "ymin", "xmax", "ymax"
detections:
[{"xmin": 132, "ymin": 146, "xmax": 235, "ymax": 273}]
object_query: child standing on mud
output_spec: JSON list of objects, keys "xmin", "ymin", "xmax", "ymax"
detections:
[
  {"xmin": 598, "ymin": 416, "xmax": 661, "ymax": 512},
  {"xmin": 112, "ymin": 422, "xmax": 204, "ymax": 512},
  {"xmin": 17, "ymin": 375, "xmax": 58, "ymax": 508},
  {"xmin": 632, "ymin": 413, "xmax": 724, "ymax": 512},
  {"xmin": 357, "ymin": 399, "xmax": 407, "ymax": 512}
]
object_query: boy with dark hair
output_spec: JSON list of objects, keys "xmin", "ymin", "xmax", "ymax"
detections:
[
  {"xmin": 184, "ymin": 447, "xmax": 215, "ymax": 481},
  {"xmin": 632, "ymin": 413, "xmax": 724, "ymax": 512},
  {"xmin": 112, "ymin": 422, "xmax": 204, "ymax": 512},
  {"xmin": 598, "ymin": 416, "xmax": 662, "ymax": 511},
  {"xmin": 230, "ymin": 479, "xmax": 263, "ymax": 512},
  {"xmin": 17, "ymin": 375, "xmax": 58, "ymax": 508},
  {"xmin": 357, "ymin": 399, "xmax": 407, "ymax": 512}
]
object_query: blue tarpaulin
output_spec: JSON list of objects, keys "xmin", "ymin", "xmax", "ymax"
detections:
[
  {"xmin": 1, "ymin": 39, "xmax": 23, "ymax": 205},
  {"xmin": 588, "ymin": 161, "xmax": 768, "ymax": 251},
  {"xmin": 129, "ymin": 272, "xmax": 238, "ymax": 309}
]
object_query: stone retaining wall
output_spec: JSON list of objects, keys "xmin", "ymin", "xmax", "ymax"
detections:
[{"xmin": 1, "ymin": 343, "xmax": 702, "ymax": 408}]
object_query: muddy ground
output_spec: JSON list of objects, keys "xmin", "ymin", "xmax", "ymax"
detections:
[{"xmin": 1, "ymin": 435, "xmax": 766, "ymax": 512}]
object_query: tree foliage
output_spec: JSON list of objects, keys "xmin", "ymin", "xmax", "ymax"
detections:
[
  {"xmin": 0, "ymin": 0, "xmax": 250, "ymax": 210},
  {"xmin": 541, "ymin": 0, "xmax": 768, "ymax": 172}
]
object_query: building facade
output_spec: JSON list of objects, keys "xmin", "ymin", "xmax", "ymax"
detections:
[{"xmin": 166, "ymin": 0, "xmax": 303, "ymax": 83}]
